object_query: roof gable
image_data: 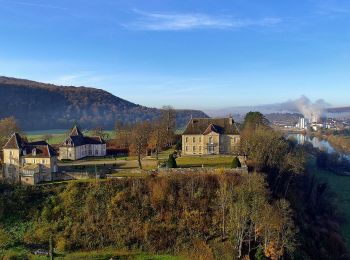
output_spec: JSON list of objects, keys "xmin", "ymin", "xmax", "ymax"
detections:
[
  {"xmin": 61, "ymin": 126, "xmax": 106, "ymax": 147},
  {"xmin": 183, "ymin": 118, "xmax": 240, "ymax": 135},
  {"xmin": 3, "ymin": 132, "xmax": 23, "ymax": 149},
  {"xmin": 70, "ymin": 125, "xmax": 83, "ymax": 137}
]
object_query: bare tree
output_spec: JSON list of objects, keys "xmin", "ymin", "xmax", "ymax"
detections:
[
  {"xmin": 217, "ymin": 174, "xmax": 231, "ymax": 241},
  {"xmin": 160, "ymin": 106, "xmax": 176, "ymax": 147},
  {"xmin": 115, "ymin": 121, "xmax": 131, "ymax": 149},
  {"xmin": 92, "ymin": 126, "xmax": 110, "ymax": 141},
  {"xmin": 129, "ymin": 121, "xmax": 151, "ymax": 169},
  {"xmin": 0, "ymin": 117, "xmax": 21, "ymax": 147},
  {"xmin": 148, "ymin": 120, "xmax": 167, "ymax": 160}
]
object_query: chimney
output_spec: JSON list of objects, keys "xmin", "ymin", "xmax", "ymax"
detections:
[{"xmin": 229, "ymin": 116, "xmax": 233, "ymax": 125}]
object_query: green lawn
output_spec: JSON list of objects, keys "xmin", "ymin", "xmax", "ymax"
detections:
[
  {"xmin": 308, "ymin": 159, "xmax": 350, "ymax": 246},
  {"xmin": 27, "ymin": 133, "xmax": 66, "ymax": 145},
  {"xmin": 26, "ymin": 130, "xmax": 116, "ymax": 145},
  {"xmin": 176, "ymin": 156, "xmax": 233, "ymax": 168}
]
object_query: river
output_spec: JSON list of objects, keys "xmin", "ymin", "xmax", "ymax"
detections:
[{"xmin": 288, "ymin": 134, "xmax": 350, "ymax": 161}]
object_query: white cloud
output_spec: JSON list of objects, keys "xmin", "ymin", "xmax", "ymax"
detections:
[
  {"xmin": 0, "ymin": 0, "xmax": 68, "ymax": 10},
  {"xmin": 124, "ymin": 10, "xmax": 281, "ymax": 31}
]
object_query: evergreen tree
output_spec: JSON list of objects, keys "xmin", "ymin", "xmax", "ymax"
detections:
[
  {"xmin": 255, "ymin": 245, "xmax": 267, "ymax": 260},
  {"xmin": 231, "ymin": 156, "xmax": 241, "ymax": 168},
  {"xmin": 166, "ymin": 153, "xmax": 177, "ymax": 168},
  {"xmin": 243, "ymin": 111, "xmax": 269, "ymax": 130}
]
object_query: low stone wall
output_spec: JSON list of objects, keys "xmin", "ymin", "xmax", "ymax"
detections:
[
  {"xmin": 52, "ymin": 172, "xmax": 100, "ymax": 181},
  {"xmin": 157, "ymin": 167, "xmax": 248, "ymax": 175}
]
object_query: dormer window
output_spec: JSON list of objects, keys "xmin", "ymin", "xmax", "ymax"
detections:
[
  {"xmin": 32, "ymin": 148, "xmax": 36, "ymax": 156},
  {"xmin": 23, "ymin": 150, "xmax": 27, "ymax": 155}
]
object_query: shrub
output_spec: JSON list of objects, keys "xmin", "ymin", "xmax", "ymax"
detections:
[
  {"xmin": 0, "ymin": 227, "xmax": 12, "ymax": 249},
  {"xmin": 231, "ymin": 157, "xmax": 241, "ymax": 168},
  {"xmin": 166, "ymin": 154, "xmax": 177, "ymax": 168},
  {"xmin": 255, "ymin": 245, "xmax": 267, "ymax": 260}
]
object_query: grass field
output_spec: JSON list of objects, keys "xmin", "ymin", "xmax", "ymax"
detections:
[
  {"xmin": 25, "ymin": 130, "xmax": 116, "ymax": 145},
  {"xmin": 308, "ymin": 159, "xmax": 350, "ymax": 246},
  {"xmin": 176, "ymin": 156, "xmax": 234, "ymax": 168}
]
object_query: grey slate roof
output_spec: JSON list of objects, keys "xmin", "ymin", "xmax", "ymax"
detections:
[
  {"xmin": 62, "ymin": 126, "xmax": 106, "ymax": 147},
  {"xmin": 183, "ymin": 118, "xmax": 240, "ymax": 135}
]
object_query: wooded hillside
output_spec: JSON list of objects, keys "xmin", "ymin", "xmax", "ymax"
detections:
[{"xmin": 0, "ymin": 77, "xmax": 207, "ymax": 130}]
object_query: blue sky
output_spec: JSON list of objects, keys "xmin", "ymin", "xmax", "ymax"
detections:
[{"xmin": 0, "ymin": 0, "xmax": 350, "ymax": 109}]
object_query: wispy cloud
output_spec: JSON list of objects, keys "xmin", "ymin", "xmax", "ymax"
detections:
[
  {"xmin": 124, "ymin": 10, "xmax": 281, "ymax": 31},
  {"xmin": 0, "ymin": 0, "xmax": 68, "ymax": 10},
  {"xmin": 313, "ymin": 0, "xmax": 350, "ymax": 16}
]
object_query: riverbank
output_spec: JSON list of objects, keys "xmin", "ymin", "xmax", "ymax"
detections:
[{"xmin": 327, "ymin": 135, "xmax": 350, "ymax": 154}]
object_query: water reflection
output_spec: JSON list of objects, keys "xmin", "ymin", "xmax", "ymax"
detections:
[{"xmin": 289, "ymin": 134, "xmax": 350, "ymax": 161}]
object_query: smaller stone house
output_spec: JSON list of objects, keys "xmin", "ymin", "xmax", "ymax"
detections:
[
  {"xmin": 182, "ymin": 117, "xmax": 240, "ymax": 156},
  {"xmin": 59, "ymin": 126, "xmax": 106, "ymax": 160},
  {"xmin": 2, "ymin": 133, "xmax": 58, "ymax": 185}
]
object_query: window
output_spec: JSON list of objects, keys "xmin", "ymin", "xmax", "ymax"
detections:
[
  {"xmin": 95, "ymin": 150, "xmax": 98, "ymax": 155},
  {"xmin": 186, "ymin": 137, "xmax": 188, "ymax": 142},
  {"xmin": 193, "ymin": 146, "xmax": 196, "ymax": 152},
  {"xmin": 186, "ymin": 146, "xmax": 189, "ymax": 152},
  {"xmin": 42, "ymin": 159, "xmax": 46, "ymax": 164},
  {"xmin": 209, "ymin": 137, "xmax": 213, "ymax": 144},
  {"xmin": 199, "ymin": 137, "xmax": 201, "ymax": 142},
  {"xmin": 9, "ymin": 151, "xmax": 13, "ymax": 156},
  {"xmin": 33, "ymin": 159, "xmax": 36, "ymax": 164},
  {"xmin": 193, "ymin": 137, "xmax": 196, "ymax": 142}
]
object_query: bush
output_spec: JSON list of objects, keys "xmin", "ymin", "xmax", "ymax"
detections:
[
  {"xmin": 231, "ymin": 157, "xmax": 241, "ymax": 168},
  {"xmin": 255, "ymin": 245, "xmax": 267, "ymax": 260},
  {"xmin": 0, "ymin": 227, "xmax": 12, "ymax": 249},
  {"xmin": 166, "ymin": 154, "xmax": 177, "ymax": 168}
]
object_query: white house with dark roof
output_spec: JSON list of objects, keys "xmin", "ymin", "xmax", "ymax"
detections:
[
  {"xmin": 2, "ymin": 132, "xmax": 58, "ymax": 185},
  {"xmin": 58, "ymin": 126, "xmax": 106, "ymax": 160},
  {"xmin": 182, "ymin": 117, "xmax": 240, "ymax": 156}
]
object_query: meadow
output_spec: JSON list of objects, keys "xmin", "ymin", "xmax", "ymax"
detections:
[
  {"xmin": 25, "ymin": 129, "xmax": 116, "ymax": 145},
  {"xmin": 308, "ymin": 159, "xmax": 350, "ymax": 246}
]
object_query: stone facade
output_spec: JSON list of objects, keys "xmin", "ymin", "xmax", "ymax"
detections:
[
  {"xmin": 2, "ymin": 133, "xmax": 58, "ymax": 185},
  {"xmin": 182, "ymin": 117, "xmax": 240, "ymax": 156},
  {"xmin": 59, "ymin": 126, "xmax": 106, "ymax": 160}
]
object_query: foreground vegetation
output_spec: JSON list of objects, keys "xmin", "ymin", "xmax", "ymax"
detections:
[
  {"xmin": 0, "ymin": 247, "xmax": 183, "ymax": 260},
  {"xmin": 0, "ymin": 173, "xmax": 294, "ymax": 259}
]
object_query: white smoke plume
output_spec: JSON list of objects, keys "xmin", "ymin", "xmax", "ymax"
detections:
[{"xmin": 292, "ymin": 96, "xmax": 330, "ymax": 122}]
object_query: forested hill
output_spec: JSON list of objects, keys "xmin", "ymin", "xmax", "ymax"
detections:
[{"xmin": 0, "ymin": 76, "xmax": 208, "ymax": 130}]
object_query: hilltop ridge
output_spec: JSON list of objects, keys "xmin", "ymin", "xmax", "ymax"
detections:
[{"xmin": 0, "ymin": 76, "xmax": 208, "ymax": 130}]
